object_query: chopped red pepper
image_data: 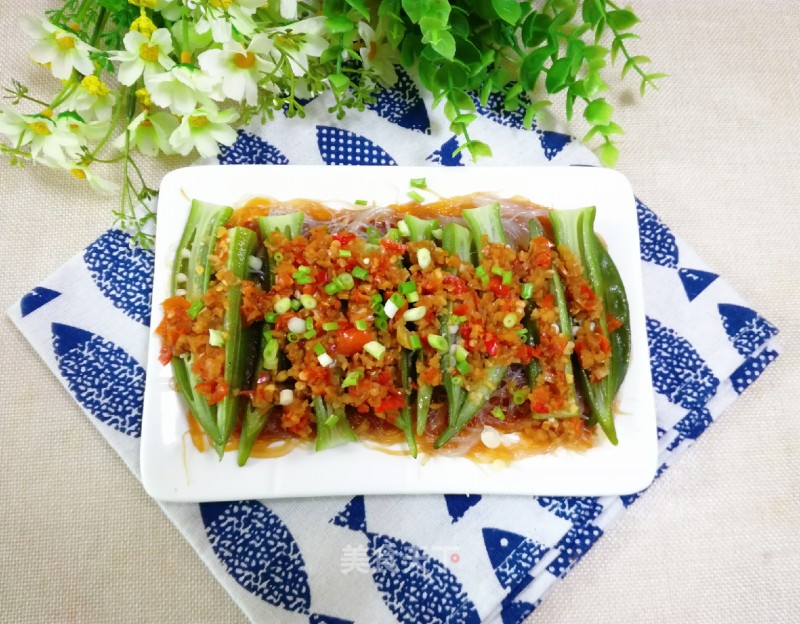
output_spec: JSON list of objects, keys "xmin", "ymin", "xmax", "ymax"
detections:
[
  {"xmin": 453, "ymin": 303, "xmax": 469, "ymax": 316},
  {"xmin": 443, "ymin": 274, "xmax": 468, "ymax": 294},
  {"xmin": 195, "ymin": 379, "xmax": 228, "ymax": 405},
  {"xmin": 333, "ymin": 232, "xmax": 356, "ymax": 245},
  {"xmin": 484, "ymin": 332, "xmax": 498, "ymax": 357},
  {"xmin": 158, "ymin": 344, "xmax": 173, "ymax": 366},
  {"xmin": 380, "ymin": 238, "xmax": 406, "ymax": 255},
  {"xmin": 337, "ymin": 328, "xmax": 372, "ymax": 356},
  {"xmin": 488, "ymin": 275, "xmax": 511, "ymax": 298},
  {"xmin": 607, "ymin": 314, "xmax": 623, "ymax": 333},
  {"xmin": 375, "ymin": 390, "xmax": 405, "ymax": 413}
]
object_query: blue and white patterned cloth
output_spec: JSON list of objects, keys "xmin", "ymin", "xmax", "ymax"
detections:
[{"xmin": 8, "ymin": 69, "xmax": 780, "ymax": 623}]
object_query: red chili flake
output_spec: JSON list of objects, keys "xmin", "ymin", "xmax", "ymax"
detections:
[
  {"xmin": 488, "ymin": 275, "xmax": 511, "ymax": 298},
  {"xmin": 375, "ymin": 390, "xmax": 405, "ymax": 413},
  {"xmin": 333, "ymin": 232, "xmax": 356, "ymax": 244},
  {"xmin": 532, "ymin": 401, "xmax": 549, "ymax": 414},
  {"xmin": 484, "ymin": 332, "xmax": 498, "ymax": 357},
  {"xmin": 443, "ymin": 274, "xmax": 468, "ymax": 294},
  {"xmin": 158, "ymin": 345, "xmax": 173, "ymax": 366},
  {"xmin": 381, "ymin": 238, "xmax": 406, "ymax": 254}
]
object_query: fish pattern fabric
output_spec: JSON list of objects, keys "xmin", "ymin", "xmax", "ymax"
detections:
[{"xmin": 8, "ymin": 70, "xmax": 780, "ymax": 624}]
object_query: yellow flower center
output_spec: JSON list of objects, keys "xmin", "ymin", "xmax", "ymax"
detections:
[
  {"xmin": 69, "ymin": 123, "xmax": 80, "ymax": 132},
  {"xmin": 135, "ymin": 87, "xmax": 152, "ymax": 108},
  {"xmin": 40, "ymin": 108, "xmax": 54, "ymax": 118},
  {"xmin": 28, "ymin": 121, "xmax": 51, "ymax": 136},
  {"xmin": 210, "ymin": 0, "xmax": 235, "ymax": 9},
  {"xmin": 81, "ymin": 75, "xmax": 109, "ymax": 97},
  {"xmin": 130, "ymin": 12, "xmax": 157, "ymax": 39},
  {"xmin": 140, "ymin": 119, "xmax": 154, "ymax": 128},
  {"xmin": 368, "ymin": 41, "xmax": 378, "ymax": 60},
  {"xmin": 180, "ymin": 51, "xmax": 192, "ymax": 64},
  {"xmin": 70, "ymin": 168, "xmax": 87, "ymax": 180},
  {"xmin": 139, "ymin": 43, "xmax": 160, "ymax": 63},
  {"xmin": 56, "ymin": 35, "xmax": 76, "ymax": 50},
  {"xmin": 188, "ymin": 115, "xmax": 209, "ymax": 129},
  {"xmin": 233, "ymin": 52, "xmax": 256, "ymax": 69}
]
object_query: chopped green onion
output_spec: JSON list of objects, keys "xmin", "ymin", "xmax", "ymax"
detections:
[
  {"xmin": 476, "ymin": 266, "xmax": 489, "ymax": 285},
  {"xmin": 274, "ymin": 297, "xmax": 292, "ymax": 314},
  {"xmin": 299, "ymin": 294, "xmax": 317, "ymax": 310},
  {"xmin": 290, "ymin": 299, "xmax": 301, "ymax": 311},
  {"xmin": 513, "ymin": 389, "xmax": 528, "ymax": 405},
  {"xmin": 386, "ymin": 228, "xmax": 401, "ymax": 241},
  {"xmin": 355, "ymin": 199, "xmax": 368, "ymax": 206},
  {"xmin": 397, "ymin": 219, "xmax": 410, "ymax": 236},
  {"xmin": 262, "ymin": 340, "xmax": 279, "ymax": 369},
  {"xmin": 342, "ymin": 370, "xmax": 364, "ymax": 388},
  {"xmin": 352, "ymin": 266, "xmax": 369, "ymax": 280},
  {"xmin": 521, "ymin": 283, "xmax": 533, "ymax": 300},
  {"xmin": 456, "ymin": 361, "xmax": 472, "ymax": 375},
  {"xmin": 306, "ymin": 316, "xmax": 314, "ymax": 331},
  {"xmin": 273, "ymin": 252, "xmax": 284, "ymax": 262},
  {"xmin": 287, "ymin": 316, "xmax": 307, "ymax": 334},
  {"xmin": 295, "ymin": 274, "xmax": 314, "ymax": 285},
  {"xmin": 491, "ymin": 406, "xmax": 506, "ymax": 421},
  {"xmin": 502, "ymin": 270, "xmax": 513, "ymax": 286},
  {"xmin": 449, "ymin": 315, "xmax": 467, "ymax": 324},
  {"xmin": 389, "ymin": 293, "xmax": 405, "ymax": 308},
  {"xmin": 417, "ymin": 248, "xmax": 432, "ymax": 269},
  {"xmin": 374, "ymin": 316, "xmax": 388, "ymax": 330},
  {"xmin": 325, "ymin": 282, "xmax": 341, "ymax": 295},
  {"xmin": 208, "ymin": 328, "xmax": 225, "ymax": 347},
  {"xmin": 318, "ymin": 352, "xmax": 334, "ymax": 367},
  {"xmin": 365, "ymin": 226, "xmax": 381, "ymax": 243},
  {"xmin": 431, "ymin": 228, "xmax": 443, "ymax": 240},
  {"xmin": 403, "ymin": 306, "xmax": 427, "ymax": 322},
  {"xmin": 410, "ymin": 177, "xmax": 427, "ymax": 189},
  {"xmin": 304, "ymin": 329, "xmax": 317, "ymax": 339},
  {"xmin": 262, "ymin": 329, "xmax": 273, "ymax": 342},
  {"xmin": 336, "ymin": 273, "xmax": 355, "ymax": 290},
  {"xmin": 313, "ymin": 343, "xmax": 326, "ymax": 356},
  {"xmin": 364, "ymin": 341, "xmax": 386, "ymax": 360},
  {"xmin": 406, "ymin": 291, "xmax": 420, "ymax": 303},
  {"xmin": 454, "ymin": 345, "xmax": 469, "ymax": 363},
  {"xmin": 503, "ymin": 313, "xmax": 518, "ymax": 328},
  {"xmin": 409, "ymin": 333, "xmax": 422, "ymax": 350},
  {"xmin": 427, "ymin": 334, "xmax": 448, "ymax": 351},
  {"xmin": 279, "ymin": 389, "xmax": 294, "ymax": 405},
  {"xmin": 263, "ymin": 312, "xmax": 278, "ymax": 324},
  {"xmin": 407, "ymin": 190, "xmax": 425, "ymax": 203},
  {"xmin": 384, "ymin": 297, "xmax": 401, "ymax": 319},
  {"xmin": 354, "ymin": 319, "xmax": 368, "ymax": 331},
  {"xmin": 371, "ymin": 294, "xmax": 383, "ymax": 308},
  {"xmin": 491, "ymin": 265, "xmax": 505, "ymax": 276},
  {"xmin": 398, "ymin": 281, "xmax": 417, "ymax": 295},
  {"xmin": 287, "ymin": 332, "xmax": 300, "ymax": 343},
  {"xmin": 517, "ymin": 328, "xmax": 529, "ymax": 340},
  {"xmin": 187, "ymin": 300, "xmax": 204, "ymax": 319},
  {"xmin": 339, "ymin": 250, "xmax": 352, "ymax": 258},
  {"xmin": 323, "ymin": 322, "xmax": 340, "ymax": 331}
]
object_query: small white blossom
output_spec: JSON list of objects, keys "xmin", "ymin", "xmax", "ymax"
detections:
[
  {"xmin": 0, "ymin": 108, "xmax": 81, "ymax": 163},
  {"xmin": 64, "ymin": 164, "xmax": 117, "ymax": 193},
  {"xmin": 114, "ymin": 110, "xmax": 179, "ymax": 157},
  {"xmin": 146, "ymin": 64, "xmax": 221, "ymax": 115},
  {"xmin": 110, "ymin": 28, "xmax": 176, "ymax": 86},
  {"xmin": 61, "ymin": 75, "xmax": 117, "ymax": 122},
  {"xmin": 169, "ymin": 104, "xmax": 238, "ymax": 157},
  {"xmin": 358, "ymin": 21, "xmax": 399, "ymax": 86},
  {"xmin": 280, "ymin": 0, "xmax": 298, "ymax": 20},
  {"xmin": 193, "ymin": 0, "xmax": 265, "ymax": 43},
  {"xmin": 198, "ymin": 40, "xmax": 273, "ymax": 105},
  {"xmin": 252, "ymin": 16, "xmax": 328, "ymax": 77},
  {"xmin": 54, "ymin": 111, "xmax": 107, "ymax": 144},
  {"xmin": 21, "ymin": 15, "xmax": 95, "ymax": 80}
]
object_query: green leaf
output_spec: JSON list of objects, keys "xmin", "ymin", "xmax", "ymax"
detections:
[
  {"xmin": 385, "ymin": 16, "xmax": 406, "ymax": 48},
  {"xmin": 598, "ymin": 141, "xmax": 619, "ymax": 167},
  {"xmin": 581, "ymin": 0, "xmax": 603, "ymax": 25},
  {"xmin": 320, "ymin": 45, "xmax": 345, "ymax": 64},
  {"xmin": 607, "ymin": 9, "xmax": 639, "ymax": 31},
  {"xmin": 345, "ymin": 0, "xmax": 370, "ymax": 20},
  {"xmin": 584, "ymin": 98, "xmax": 613, "ymax": 125},
  {"xmin": 452, "ymin": 113, "xmax": 477, "ymax": 125},
  {"xmin": 402, "ymin": 0, "xmax": 427, "ymax": 23},
  {"xmin": 326, "ymin": 15, "xmax": 355, "ymax": 34},
  {"xmin": 435, "ymin": 61, "xmax": 468, "ymax": 88},
  {"xmin": 520, "ymin": 46, "xmax": 553, "ymax": 90},
  {"xmin": 400, "ymin": 32, "xmax": 422, "ymax": 67},
  {"xmin": 622, "ymin": 55, "xmax": 650, "ymax": 79},
  {"xmin": 565, "ymin": 89, "xmax": 576, "ymax": 120},
  {"xmin": 479, "ymin": 79, "xmax": 492, "ymax": 106},
  {"xmin": 611, "ymin": 33, "xmax": 639, "ymax": 63},
  {"xmin": 583, "ymin": 70, "xmax": 608, "ymax": 97},
  {"xmin": 545, "ymin": 57, "xmax": 572, "ymax": 93},
  {"xmin": 521, "ymin": 12, "xmax": 550, "ymax": 47},
  {"xmin": 450, "ymin": 10, "xmax": 470, "ymax": 38},
  {"xmin": 491, "ymin": 0, "xmax": 522, "ymax": 25},
  {"xmin": 426, "ymin": 29, "xmax": 456, "ymax": 60},
  {"xmin": 328, "ymin": 73, "xmax": 350, "ymax": 95}
]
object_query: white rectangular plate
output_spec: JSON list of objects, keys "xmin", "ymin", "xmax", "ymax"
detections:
[{"xmin": 141, "ymin": 165, "xmax": 657, "ymax": 502}]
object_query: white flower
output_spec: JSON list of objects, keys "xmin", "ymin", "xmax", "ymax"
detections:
[
  {"xmin": 146, "ymin": 64, "xmax": 221, "ymax": 115},
  {"xmin": 193, "ymin": 0, "xmax": 265, "ymax": 44},
  {"xmin": 0, "ymin": 108, "xmax": 81, "ymax": 163},
  {"xmin": 61, "ymin": 75, "xmax": 117, "ymax": 122},
  {"xmin": 109, "ymin": 28, "xmax": 176, "ymax": 86},
  {"xmin": 279, "ymin": 0, "xmax": 298, "ymax": 19},
  {"xmin": 252, "ymin": 16, "xmax": 328, "ymax": 77},
  {"xmin": 65, "ymin": 164, "xmax": 117, "ymax": 193},
  {"xmin": 114, "ymin": 110, "xmax": 179, "ymax": 156},
  {"xmin": 21, "ymin": 15, "xmax": 96, "ymax": 80},
  {"xmin": 198, "ymin": 40, "xmax": 273, "ymax": 105},
  {"xmin": 358, "ymin": 21, "xmax": 399, "ymax": 86},
  {"xmin": 54, "ymin": 111, "xmax": 107, "ymax": 144},
  {"xmin": 169, "ymin": 105, "xmax": 238, "ymax": 157}
]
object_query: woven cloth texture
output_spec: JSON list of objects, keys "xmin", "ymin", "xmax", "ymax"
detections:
[{"xmin": 0, "ymin": 1, "xmax": 798, "ymax": 623}]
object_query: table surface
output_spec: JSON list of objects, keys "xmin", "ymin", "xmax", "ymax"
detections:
[{"xmin": 1, "ymin": 2, "xmax": 798, "ymax": 622}]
